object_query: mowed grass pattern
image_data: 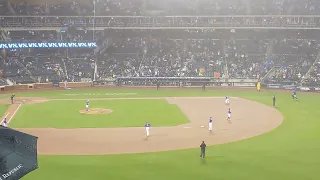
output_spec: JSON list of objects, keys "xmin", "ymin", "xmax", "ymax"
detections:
[
  {"xmin": 6, "ymin": 89, "xmax": 319, "ymax": 180},
  {"xmin": 10, "ymin": 99, "xmax": 189, "ymax": 128}
]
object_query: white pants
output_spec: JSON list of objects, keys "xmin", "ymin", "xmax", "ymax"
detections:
[
  {"xmin": 86, "ymin": 105, "xmax": 89, "ymax": 109},
  {"xmin": 3, "ymin": 122, "xmax": 7, "ymax": 127},
  {"xmin": 145, "ymin": 127, "xmax": 150, "ymax": 136},
  {"xmin": 228, "ymin": 113, "xmax": 231, "ymax": 119},
  {"xmin": 64, "ymin": 81, "xmax": 68, "ymax": 88},
  {"xmin": 208, "ymin": 123, "xmax": 212, "ymax": 131},
  {"xmin": 225, "ymin": 99, "xmax": 230, "ymax": 104}
]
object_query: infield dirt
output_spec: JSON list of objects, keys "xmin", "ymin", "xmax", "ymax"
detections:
[
  {"xmin": 0, "ymin": 96, "xmax": 283, "ymax": 155},
  {"xmin": 79, "ymin": 108, "xmax": 113, "ymax": 114}
]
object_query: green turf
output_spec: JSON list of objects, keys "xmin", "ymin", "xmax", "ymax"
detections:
[
  {"xmin": 0, "ymin": 104, "xmax": 9, "ymax": 117},
  {"xmin": 10, "ymin": 99, "xmax": 189, "ymax": 128},
  {"xmin": 11, "ymin": 88, "xmax": 255, "ymax": 98},
  {"xmin": 18, "ymin": 90, "xmax": 320, "ymax": 180}
]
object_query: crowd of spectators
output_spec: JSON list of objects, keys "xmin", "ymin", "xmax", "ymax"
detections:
[
  {"xmin": 0, "ymin": 78, "xmax": 7, "ymax": 85},
  {"xmin": 1, "ymin": 1, "xmax": 320, "ymax": 87},
  {"xmin": 80, "ymin": 30, "xmax": 320, "ymax": 83},
  {"xmin": 1, "ymin": 29, "xmax": 320, "ymax": 85},
  {"xmin": 303, "ymin": 60, "xmax": 320, "ymax": 86},
  {"xmin": 1, "ymin": 0, "xmax": 320, "ymax": 16},
  {"xmin": 265, "ymin": 36, "xmax": 319, "ymax": 84}
]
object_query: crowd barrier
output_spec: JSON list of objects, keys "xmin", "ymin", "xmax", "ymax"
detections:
[
  {"xmin": 262, "ymin": 83, "xmax": 320, "ymax": 92},
  {"xmin": 60, "ymin": 82, "xmax": 93, "ymax": 88},
  {"xmin": 0, "ymin": 82, "xmax": 93, "ymax": 92},
  {"xmin": 114, "ymin": 77, "xmax": 258, "ymax": 87},
  {"xmin": 0, "ymin": 80, "xmax": 318, "ymax": 93}
]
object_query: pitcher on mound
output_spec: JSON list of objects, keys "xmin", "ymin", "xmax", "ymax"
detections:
[{"xmin": 86, "ymin": 100, "xmax": 90, "ymax": 112}]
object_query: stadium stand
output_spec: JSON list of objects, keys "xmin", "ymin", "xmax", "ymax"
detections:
[{"xmin": 0, "ymin": 0, "xmax": 319, "ymax": 89}]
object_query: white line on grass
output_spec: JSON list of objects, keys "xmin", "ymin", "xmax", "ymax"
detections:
[
  {"xmin": 7, "ymin": 102, "xmax": 23, "ymax": 124},
  {"xmin": 0, "ymin": 113, "xmax": 9, "ymax": 124}
]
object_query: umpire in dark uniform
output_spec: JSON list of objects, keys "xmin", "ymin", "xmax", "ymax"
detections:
[
  {"xmin": 11, "ymin": 95, "xmax": 15, "ymax": 104},
  {"xmin": 202, "ymin": 83, "xmax": 206, "ymax": 91},
  {"xmin": 272, "ymin": 95, "xmax": 276, "ymax": 107},
  {"xmin": 156, "ymin": 80, "xmax": 160, "ymax": 91},
  {"xmin": 200, "ymin": 141, "xmax": 206, "ymax": 158}
]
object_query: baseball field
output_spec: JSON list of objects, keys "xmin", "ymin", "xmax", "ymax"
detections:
[{"xmin": 0, "ymin": 87, "xmax": 320, "ymax": 180}]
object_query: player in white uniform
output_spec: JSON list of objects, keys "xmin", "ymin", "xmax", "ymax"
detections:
[
  {"xmin": 208, "ymin": 117, "xmax": 213, "ymax": 131},
  {"xmin": 145, "ymin": 122, "xmax": 151, "ymax": 137},
  {"xmin": 227, "ymin": 108, "xmax": 231, "ymax": 123},
  {"xmin": 225, "ymin": 96, "xmax": 230, "ymax": 105},
  {"xmin": 86, "ymin": 100, "xmax": 90, "ymax": 112},
  {"xmin": 64, "ymin": 80, "xmax": 68, "ymax": 89},
  {"xmin": 3, "ymin": 118, "xmax": 7, "ymax": 127}
]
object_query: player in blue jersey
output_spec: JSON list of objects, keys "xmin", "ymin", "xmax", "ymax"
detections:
[
  {"xmin": 86, "ymin": 100, "xmax": 90, "ymax": 112},
  {"xmin": 3, "ymin": 118, "xmax": 7, "ymax": 127},
  {"xmin": 292, "ymin": 90, "xmax": 298, "ymax": 100},
  {"xmin": 225, "ymin": 96, "xmax": 230, "ymax": 105},
  {"xmin": 145, "ymin": 122, "xmax": 151, "ymax": 137},
  {"xmin": 227, "ymin": 108, "xmax": 231, "ymax": 123},
  {"xmin": 208, "ymin": 117, "xmax": 213, "ymax": 131}
]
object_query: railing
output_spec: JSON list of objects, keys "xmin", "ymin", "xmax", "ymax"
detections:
[
  {"xmin": 261, "ymin": 66, "xmax": 277, "ymax": 83},
  {"xmin": 113, "ymin": 77, "xmax": 258, "ymax": 87},
  {"xmin": 301, "ymin": 50, "xmax": 320, "ymax": 83},
  {"xmin": 0, "ymin": 15, "xmax": 320, "ymax": 29},
  {"xmin": 61, "ymin": 58, "xmax": 68, "ymax": 79}
]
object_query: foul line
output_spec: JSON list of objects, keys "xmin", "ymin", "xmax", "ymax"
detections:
[
  {"xmin": 7, "ymin": 102, "xmax": 23, "ymax": 124},
  {"xmin": 0, "ymin": 113, "xmax": 9, "ymax": 124}
]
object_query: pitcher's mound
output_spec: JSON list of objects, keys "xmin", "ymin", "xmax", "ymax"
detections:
[{"xmin": 79, "ymin": 108, "xmax": 113, "ymax": 114}]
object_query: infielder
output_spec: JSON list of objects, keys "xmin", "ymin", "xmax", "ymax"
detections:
[
  {"xmin": 86, "ymin": 100, "xmax": 90, "ymax": 112},
  {"xmin": 145, "ymin": 122, "xmax": 151, "ymax": 137},
  {"xmin": 225, "ymin": 96, "xmax": 230, "ymax": 105},
  {"xmin": 3, "ymin": 118, "xmax": 7, "ymax": 127},
  {"xmin": 227, "ymin": 108, "xmax": 232, "ymax": 123},
  {"xmin": 208, "ymin": 117, "xmax": 213, "ymax": 131}
]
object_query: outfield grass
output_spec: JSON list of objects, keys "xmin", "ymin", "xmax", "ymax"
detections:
[
  {"xmin": 19, "ymin": 90, "xmax": 320, "ymax": 180},
  {"xmin": 11, "ymin": 88, "xmax": 264, "ymax": 98},
  {"xmin": 10, "ymin": 99, "xmax": 189, "ymax": 128}
]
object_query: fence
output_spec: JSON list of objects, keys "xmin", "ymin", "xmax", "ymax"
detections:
[{"xmin": 0, "ymin": 82, "xmax": 93, "ymax": 92}]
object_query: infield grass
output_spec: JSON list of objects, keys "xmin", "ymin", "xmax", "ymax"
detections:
[
  {"xmin": 10, "ymin": 99, "xmax": 189, "ymax": 128},
  {"xmin": 15, "ymin": 89, "xmax": 320, "ymax": 180}
]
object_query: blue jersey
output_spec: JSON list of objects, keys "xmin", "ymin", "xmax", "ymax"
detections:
[
  {"xmin": 292, "ymin": 91, "xmax": 296, "ymax": 95},
  {"xmin": 3, "ymin": 119, "xmax": 7, "ymax": 124},
  {"xmin": 145, "ymin": 123, "xmax": 151, "ymax": 127},
  {"xmin": 226, "ymin": 96, "xmax": 229, "ymax": 99},
  {"xmin": 86, "ymin": 101, "xmax": 89, "ymax": 105},
  {"xmin": 209, "ymin": 119, "xmax": 212, "ymax": 123},
  {"xmin": 228, "ymin": 109, "xmax": 231, "ymax": 114}
]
